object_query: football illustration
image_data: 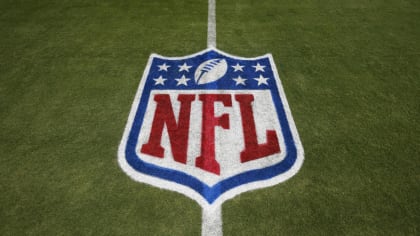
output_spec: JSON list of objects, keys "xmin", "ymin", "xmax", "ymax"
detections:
[{"xmin": 194, "ymin": 58, "xmax": 228, "ymax": 85}]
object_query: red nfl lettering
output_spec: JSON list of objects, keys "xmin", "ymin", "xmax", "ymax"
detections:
[{"xmin": 140, "ymin": 93, "xmax": 282, "ymax": 176}]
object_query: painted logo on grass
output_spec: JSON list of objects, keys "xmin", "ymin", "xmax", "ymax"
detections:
[{"xmin": 118, "ymin": 48, "xmax": 304, "ymax": 209}]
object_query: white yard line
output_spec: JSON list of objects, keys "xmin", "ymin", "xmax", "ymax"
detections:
[
  {"xmin": 203, "ymin": 2, "xmax": 222, "ymax": 234},
  {"xmin": 202, "ymin": 205, "xmax": 222, "ymax": 236},
  {"xmin": 207, "ymin": 0, "xmax": 216, "ymax": 47}
]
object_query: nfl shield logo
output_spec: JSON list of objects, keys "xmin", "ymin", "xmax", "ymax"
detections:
[{"xmin": 118, "ymin": 48, "xmax": 304, "ymax": 209}]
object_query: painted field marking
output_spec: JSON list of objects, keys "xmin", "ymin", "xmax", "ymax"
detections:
[
  {"xmin": 118, "ymin": 1, "xmax": 304, "ymax": 236},
  {"xmin": 208, "ymin": 0, "xmax": 216, "ymax": 47}
]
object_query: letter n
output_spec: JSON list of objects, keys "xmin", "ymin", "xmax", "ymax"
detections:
[{"xmin": 141, "ymin": 94, "xmax": 195, "ymax": 164}]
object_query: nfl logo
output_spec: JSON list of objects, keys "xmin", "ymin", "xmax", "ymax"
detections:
[{"xmin": 118, "ymin": 48, "xmax": 303, "ymax": 209}]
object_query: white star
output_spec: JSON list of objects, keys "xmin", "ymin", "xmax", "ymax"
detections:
[
  {"xmin": 153, "ymin": 75, "xmax": 167, "ymax": 85},
  {"xmin": 254, "ymin": 74, "xmax": 269, "ymax": 86},
  {"xmin": 231, "ymin": 63, "xmax": 244, "ymax": 72},
  {"xmin": 252, "ymin": 63, "xmax": 266, "ymax": 72},
  {"xmin": 175, "ymin": 75, "xmax": 191, "ymax": 86},
  {"xmin": 233, "ymin": 76, "xmax": 247, "ymax": 86},
  {"xmin": 158, "ymin": 63, "xmax": 170, "ymax": 71},
  {"xmin": 178, "ymin": 62, "xmax": 192, "ymax": 72}
]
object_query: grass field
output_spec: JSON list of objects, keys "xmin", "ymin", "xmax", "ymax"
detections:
[{"xmin": 1, "ymin": 0, "xmax": 419, "ymax": 235}]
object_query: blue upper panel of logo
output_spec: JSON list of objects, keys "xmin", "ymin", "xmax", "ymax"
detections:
[{"xmin": 145, "ymin": 49, "xmax": 274, "ymax": 90}]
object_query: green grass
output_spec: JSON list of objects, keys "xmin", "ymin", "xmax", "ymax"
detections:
[{"xmin": 1, "ymin": 0, "xmax": 419, "ymax": 235}]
